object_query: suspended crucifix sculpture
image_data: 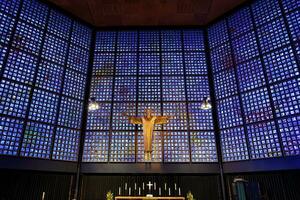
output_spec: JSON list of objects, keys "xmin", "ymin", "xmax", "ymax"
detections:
[{"xmin": 124, "ymin": 109, "xmax": 172, "ymax": 161}]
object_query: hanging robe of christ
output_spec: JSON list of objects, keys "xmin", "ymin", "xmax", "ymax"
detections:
[{"xmin": 124, "ymin": 109, "xmax": 171, "ymax": 161}]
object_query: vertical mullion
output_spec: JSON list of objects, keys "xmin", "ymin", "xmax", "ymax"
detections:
[
  {"xmin": 204, "ymin": 29, "xmax": 227, "ymax": 200},
  {"xmin": 225, "ymin": 18, "xmax": 252, "ymax": 160},
  {"xmin": 73, "ymin": 29, "xmax": 96, "ymax": 199},
  {"xmin": 0, "ymin": 0, "xmax": 24, "ymax": 80},
  {"xmin": 248, "ymin": 4, "xmax": 285, "ymax": 157},
  {"xmin": 50, "ymin": 21, "xmax": 74, "ymax": 160},
  {"xmin": 17, "ymin": 3, "xmax": 51, "ymax": 156},
  {"xmin": 159, "ymin": 30, "xmax": 165, "ymax": 163},
  {"xmin": 180, "ymin": 30, "xmax": 192, "ymax": 163},
  {"xmin": 107, "ymin": 31, "xmax": 118, "ymax": 163}
]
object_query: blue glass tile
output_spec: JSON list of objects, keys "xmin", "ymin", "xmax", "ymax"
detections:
[
  {"xmin": 95, "ymin": 31, "xmax": 116, "ymax": 52},
  {"xmin": 112, "ymin": 102, "xmax": 136, "ymax": 130},
  {"xmin": 71, "ymin": 21, "xmax": 92, "ymax": 49},
  {"xmin": 237, "ymin": 59, "xmax": 266, "ymax": 92},
  {"xmin": 162, "ymin": 76, "xmax": 186, "ymax": 101},
  {"xmin": 48, "ymin": 9, "xmax": 72, "ymax": 39},
  {"xmin": 263, "ymin": 46, "xmax": 299, "ymax": 84},
  {"xmin": 42, "ymin": 34, "xmax": 68, "ymax": 65},
  {"xmin": 162, "ymin": 52, "xmax": 184, "ymax": 75},
  {"xmin": 282, "ymin": 0, "xmax": 300, "ymax": 13},
  {"xmin": 251, "ymin": 0, "xmax": 281, "ymax": 27},
  {"xmin": 217, "ymin": 96, "xmax": 243, "ymax": 129},
  {"xmin": 247, "ymin": 121, "xmax": 282, "ymax": 159},
  {"xmin": 0, "ymin": 80, "xmax": 31, "ymax": 118},
  {"xmin": 270, "ymin": 78, "xmax": 300, "ymax": 117},
  {"xmin": 83, "ymin": 131, "xmax": 109, "ymax": 162},
  {"xmin": 0, "ymin": 116, "xmax": 23, "ymax": 156},
  {"xmin": 278, "ymin": 116, "xmax": 300, "ymax": 156},
  {"xmin": 117, "ymin": 31, "xmax": 138, "ymax": 52},
  {"xmin": 161, "ymin": 30, "xmax": 182, "ymax": 51},
  {"xmin": 52, "ymin": 127, "xmax": 80, "ymax": 161},
  {"xmin": 110, "ymin": 131, "xmax": 135, "ymax": 162},
  {"xmin": 28, "ymin": 89, "xmax": 59, "ymax": 124},
  {"xmin": 35, "ymin": 60, "xmax": 64, "ymax": 93},
  {"xmin": 242, "ymin": 87, "xmax": 273, "ymax": 124},
  {"xmin": 188, "ymin": 103, "xmax": 214, "ymax": 130},
  {"xmin": 138, "ymin": 76, "xmax": 161, "ymax": 101},
  {"xmin": 228, "ymin": 7, "xmax": 253, "ymax": 38},
  {"xmin": 20, "ymin": 0, "xmax": 48, "ymax": 28},
  {"xmin": 63, "ymin": 69, "xmax": 86, "ymax": 100},
  {"xmin": 0, "ymin": 0, "xmax": 21, "ymax": 16},
  {"xmin": 0, "ymin": 12, "xmax": 15, "ymax": 44},
  {"xmin": 67, "ymin": 45, "xmax": 90, "ymax": 74},
  {"xmin": 183, "ymin": 30, "xmax": 205, "ymax": 51},
  {"xmin": 190, "ymin": 131, "xmax": 217, "ymax": 162},
  {"xmin": 210, "ymin": 43, "xmax": 234, "ymax": 73},
  {"xmin": 139, "ymin": 52, "xmax": 160, "ymax": 75},
  {"xmin": 286, "ymin": 10, "xmax": 300, "ymax": 43},
  {"xmin": 139, "ymin": 31, "xmax": 160, "ymax": 51},
  {"xmin": 87, "ymin": 103, "xmax": 111, "ymax": 130},
  {"xmin": 163, "ymin": 103, "xmax": 187, "ymax": 130},
  {"xmin": 184, "ymin": 52, "xmax": 207, "ymax": 75},
  {"xmin": 20, "ymin": 122, "xmax": 54, "ymax": 159},
  {"xmin": 58, "ymin": 97, "xmax": 83, "ymax": 129},
  {"xmin": 4, "ymin": 51, "xmax": 38, "ymax": 85},
  {"xmin": 164, "ymin": 131, "xmax": 189, "ymax": 162},
  {"xmin": 90, "ymin": 76, "xmax": 113, "ymax": 101},
  {"xmin": 186, "ymin": 76, "xmax": 210, "ymax": 101},
  {"xmin": 221, "ymin": 127, "xmax": 249, "ymax": 161},
  {"xmin": 232, "ymin": 31, "xmax": 259, "ymax": 63},
  {"xmin": 257, "ymin": 18, "xmax": 290, "ymax": 53},
  {"xmin": 214, "ymin": 69, "xmax": 238, "ymax": 99},
  {"xmin": 0, "ymin": 45, "xmax": 8, "ymax": 73},
  {"xmin": 115, "ymin": 53, "xmax": 137, "ymax": 75},
  {"xmin": 93, "ymin": 52, "xmax": 115, "ymax": 76},
  {"xmin": 208, "ymin": 20, "xmax": 229, "ymax": 48},
  {"xmin": 114, "ymin": 76, "xmax": 136, "ymax": 102}
]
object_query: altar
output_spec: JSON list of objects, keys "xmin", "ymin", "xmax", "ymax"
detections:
[{"xmin": 115, "ymin": 197, "xmax": 185, "ymax": 200}]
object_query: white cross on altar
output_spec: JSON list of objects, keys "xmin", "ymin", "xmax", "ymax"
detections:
[{"xmin": 147, "ymin": 181, "xmax": 153, "ymax": 190}]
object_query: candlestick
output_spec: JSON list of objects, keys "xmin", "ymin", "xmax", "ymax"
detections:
[
  {"xmin": 179, "ymin": 187, "xmax": 181, "ymax": 196},
  {"xmin": 129, "ymin": 187, "xmax": 131, "ymax": 195},
  {"xmin": 119, "ymin": 187, "xmax": 121, "ymax": 195},
  {"xmin": 159, "ymin": 187, "xmax": 161, "ymax": 196},
  {"xmin": 139, "ymin": 187, "xmax": 141, "ymax": 195},
  {"xmin": 168, "ymin": 188, "xmax": 171, "ymax": 196},
  {"xmin": 125, "ymin": 183, "xmax": 127, "ymax": 190}
]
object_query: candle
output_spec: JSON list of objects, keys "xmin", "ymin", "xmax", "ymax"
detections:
[
  {"xmin": 168, "ymin": 188, "xmax": 171, "ymax": 196},
  {"xmin": 154, "ymin": 182, "xmax": 156, "ymax": 190},
  {"xmin": 125, "ymin": 183, "xmax": 127, "ymax": 190},
  {"xmin": 143, "ymin": 182, "xmax": 145, "ymax": 190},
  {"xmin": 134, "ymin": 183, "xmax": 137, "ymax": 190},
  {"xmin": 129, "ymin": 187, "xmax": 131, "ymax": 195},
  {"xmin": 119, "ymin": 187, "xmax": 121, "ymax": 195},
  {"xmin": 164, "ymin": 183, "xmax": 167, "ymax": 190},
  {"xmin": 179, "ymin": 187, "xmax": 181, "ymax": 196},
  {"xmin": 175, "ymin": 183, "xmax": 177, "ymax": 190},
  {"xmin": 139, "ymin": 187, "xmax": 141, "ymax": 195},
  {"xmin": 159, "ymin": 187, "xmax": 161, "ymax": 196}
]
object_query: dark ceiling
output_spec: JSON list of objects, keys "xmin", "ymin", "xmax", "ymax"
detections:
[{"xmin": 46, "ymin": 0, "xmax": 247, "ymax": 27}]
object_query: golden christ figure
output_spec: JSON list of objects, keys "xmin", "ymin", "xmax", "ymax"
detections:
[{"xmin": 124, "ymin": 109, "xmax": 172, "ymax": 161}]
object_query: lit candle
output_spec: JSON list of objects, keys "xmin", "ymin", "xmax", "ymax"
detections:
[
  {"xmin": 179, "ymin": 188, "xmax": 181, "ymax": 196},
  {"xmin": 159, "ymin": 187, "xmax": 161, "ymax": 196},
  {"xmin": 168, "ymin": 188, "xmax": 171, "ymax": 196},
  {"xmin": 139, "ymin": 187, "xmax": 141, "ymax": 195},
  {"xmin": 175, "ymin": 183, "xmax": 177, "ymax": 190},
  {"xmin": 119, "ymin": 187, "xmax": 121, "ymax": 195},
  {"xmin": 129, "ymin": 187, "xmax": 131, "ymax": 195},
  {"xmin": 125, "ymin": 183, "xmax": 127, "ymax": 190}
]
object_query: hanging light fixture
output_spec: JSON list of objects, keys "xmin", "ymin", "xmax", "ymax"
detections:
[
  {"xmin": 88, "ymin": 97, "xmax": 100, "ymax": 111},
  {"xmin": 200, "ymin": 96, "xmax": 212, "ymax": 110}
]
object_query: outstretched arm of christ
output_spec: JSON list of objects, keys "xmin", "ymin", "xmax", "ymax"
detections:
[
  {"xmin": 154, "ymin": 116, "xmax": 172, "ymax": 124},
  {"xmin": 122, "ymin": 112, "xmax": 142, "ymax": 124}
]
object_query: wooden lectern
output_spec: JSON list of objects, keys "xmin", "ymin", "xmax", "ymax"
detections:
[{"xmin": 115, "ymin": 197, "xmax": 185, "ymax": 200}]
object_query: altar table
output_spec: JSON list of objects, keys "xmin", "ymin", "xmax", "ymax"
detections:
[{"xmin": 115, "ymin": 197, "xmax": 185, "ymax": 200}]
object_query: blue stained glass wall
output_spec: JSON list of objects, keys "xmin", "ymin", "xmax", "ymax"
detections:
[
  {"xmin": 0, "ymin": 0, "xmax": 91, "ymax": 161},
  {"xmin": 84, "ymin": 29, "xmax": 217, "ymax": 163},
  {"xmin": 209, "ymin": 0, "xmax": 300, "ymax": 161}
]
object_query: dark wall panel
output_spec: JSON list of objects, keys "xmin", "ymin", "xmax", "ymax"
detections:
[
  {"xmin": 81, "ymin": 175, "xmax": 221, "ymax": 200},
  {"xmin": 0, "ymin": 170, "xmax": 73, "ymax": 200}
]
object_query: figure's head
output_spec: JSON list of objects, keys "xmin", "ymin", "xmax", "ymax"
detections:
[{"xmin": 144, "ymin": 108, "xmax": 153, "ymax": 118}]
